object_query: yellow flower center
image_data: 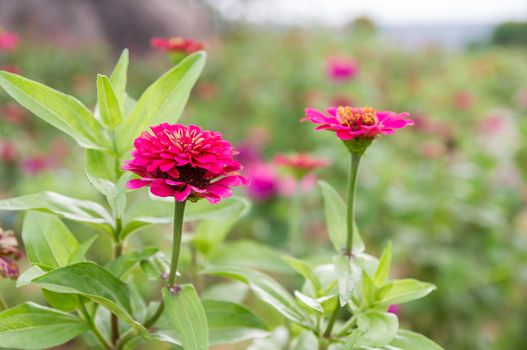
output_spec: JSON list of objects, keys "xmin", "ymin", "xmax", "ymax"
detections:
[
  {"xmin": 336, "ymin": 106, "xmax": 378, "ymax": 130},
  {"xmin": 169, "ymin": 37, "xmax": 185, "ymax": 45}
]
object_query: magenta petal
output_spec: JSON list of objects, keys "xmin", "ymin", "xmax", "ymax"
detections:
[
  {"xmin": 207, "ymin": 184, "xmax": 233, "ymax": 198},
  {"xmin": 127, "ymin": 179, "xmax": 150, "ymax": 189},
  {"xmin": 150, "ymin": 179, "xmax": 174, "ymax": 197},
  {"xmin": 174, "ymin": 185, "xmax": 192, "ymax": 201}
]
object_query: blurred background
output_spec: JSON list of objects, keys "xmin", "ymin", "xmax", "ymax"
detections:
[{"xmin": 1, "ymin": 0, "xmax": 527, "ymax": 349}]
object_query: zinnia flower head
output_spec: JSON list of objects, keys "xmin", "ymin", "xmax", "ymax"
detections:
[
  {"xmin": 303, "ymin": 105, "xmax": 414, "ymax": 154},
  {"xmin": 0, "ymin": 29, "xmax": 19, "ymax": 51},
  {"xmin": 150, "ymin": 36, "xmax": 205, "ymax": 54},
  {"xmin": 123, "ymin": 123, "xmax": 247, "ymax": 204},
  {"xmin": 326, "ymin": 56, "xmax": 359, "ymax": 81},
  {"xmin": 274, "ymin": 153, "xmax": 329, "ymax": 179},
  {"xmin": 0, "ymin": 228, "xmax": 21, "ymax": 279}
]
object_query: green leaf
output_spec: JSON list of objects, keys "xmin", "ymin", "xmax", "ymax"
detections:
[
  {"xmin": 203, "ymin": 300, "xmax": 268, "ymax": 344},
  {"xmin": 116, "ymin": 51, "xmax": 206, "ymax": 155},
  {"xmin": 209, "ymin": 240, "xmax": 291, "ymax": 274},
  {"xmin": 0, "ymin": 71, "xmax": 109, "ymax": 150},
  {"xmin": 319, "ymin": 181, "xmax": 364, "ymax": 253},
  {"xmin": 373, "ymin": 242, "xmax": 392, "ymax": 286},
  {"xmin": 361, "ymin": 270, "xmax": 376, "ymax": 307},
  {"xmin": 42, "ymin": 290, "xmax": 79, "ymax": 313},
  {"xmin": 0, "ymin": 302, "xmax": 88, "ymax": 349},
  {"xmin": 344, "ymin": 311, "xmax": 398, "ymax": 348},
  {"xmin": 68, "ymin": 235, "xmax": 98, "ymax": 264},
  {"xmin": 294, "ymin": 291, "xmax": 323, "ymax": 313},
  {"xmin": 390, "ymin": 329, "xmax": 444, "ymax": 350},
  {"xmin": 0, "ymin": 191, "xmax": 114, "ymax": 234},
  {"xmin": 204, "ymin": 266, "xmax": 309, "ymax": 326},
  {"xmin": 377, "ymin": 279, "xmax": 436, "ymax": 305},
  {"xmin": 334, "ymin": 255, "xmax": 361, "ymax": 307},
  {"xmin": 106, "ymin": 247, "xmax": 159, "ymax": 277},
  {"xmin": 32, "ymin": 262, "xmax": 143, "ymax": 331},
  {"xmin": 16, "ymin": 265, "xmax": 45, "ymax": 288},
  {"xmin": 109, "ymin": 49, "xmax": 128, "ymax": 109},
  {"xmin": 22, "ymin": 211, "xmax": 79, "ymax": 269},
  {"xmin": 283, "ymin": 256, "xmax": 322, "ymax": 293},
  {"xmin": 163, "ymin": 285, "xmax": 208, "ymax": 350},
  {"xmin": 97, "ymin": 74, "xmax": 123, "ymax": 128}
]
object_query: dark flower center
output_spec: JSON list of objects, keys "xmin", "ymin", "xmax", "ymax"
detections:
[{"xmin": 174, "ymin": 164, "xmax": 210, "ymax": 188}]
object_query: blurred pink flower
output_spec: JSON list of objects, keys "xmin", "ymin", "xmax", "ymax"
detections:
[
  {"xmin": 150, "ymin": 36, "xmax": 204, "ymax": 54},
  {"xmin": 326, "ymin": 56, "xmax": 359, "ymax": 81},
  {"xmin": 22, "ymin": 156, "xmax": 51, "ymax": 175},
  {"xmin": 0, "ymin": 30, "xmax": 19, "ymax": 51},
  {"xmin": 123, "ymin": 123, "xmax": 247, "ymax": 204},
  {"xmin": 0, "ymin": 227, "xmax": 21, "ymax": 279},
  {"xmin": 274, "ymin": 153, "xmax": 329, "ymax": 180},
  {"xmin": 0, "ymin": 64, "xmax": 19, "ymax": 74},
  {"xmin": 0, "ymin": 142, "xmax": 16, "ymax": 163},
  {"xmin": 453, "ymin": 91, "xmax": 474, "ymax": 110},
  {"xmin": 245, "ymin": 162, "xmax": 279, "ymax": 201},
  {"xmin": 331, "ymin": 95, "xmax": 354, "ymax": 107},
  {"xmin": 479, "ymin": 115, "xmax": 507, "ymax": 135},
  {"xmin": 1, "ymin": 103, "xmax": 27, "ymax": 124},
  {"xmin": 515, "ymin": 88, "xmax": 527, "ymax": 109},
  {"xmin": 278, "ymin": 173, "xmax": 317, "ymax": 197},
  {"xmin": 303, "ymin": 106, "xmax": 413, "ymax": 141}
]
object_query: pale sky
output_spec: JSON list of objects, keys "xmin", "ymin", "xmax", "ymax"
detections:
[{"xmin": 210, "ymin": 0, "xmax": 527, "ymax": 26}]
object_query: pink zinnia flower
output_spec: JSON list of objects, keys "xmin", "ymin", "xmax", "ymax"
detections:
[
  {"xmin": 150, "ymin": 36, "xmax": 204, "ymax": 54},
  {"xmin": 123, "ymin": 123, "xmax": 247, "ymax": 204},
  {"xmin": 0, "ymin": 30, "xmax": 19, "ymax": 51},
  {"xmin": 0, "ymin": 228, "xmax": 21, "ymax": 279},
  {"xmin": 326, "ymin": 56, "xmax": 359, "ymax": 81},
  {"xmin": 275, "ymin": 153, "xmax": 329, "ymax": 171},
  {"xmin": 387, "ymin": 304, "xmax": 401, "ymax": 316},
  {"xmin": 246, "ymin": 162, "xmax": 278, "ymax": 201},
  {"xmin": 303, "ymin": 105, "xmax": 414, "ymax": 141},
  {"xmin": 22, "ymin": 156, "xmax": 52, "ymax": 175}
]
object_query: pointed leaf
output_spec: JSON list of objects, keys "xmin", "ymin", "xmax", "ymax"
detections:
[
  {"xmin": 377, "ymin": 279, "xmax": 436, "ymax": 305},
  {"xmin": 68, "ymin": 235, "xmax": 98, "ymax": 264},
  {"xmin": 116, "ymin": 51, "xmax": 206, "ymax": 154},
  {"xmin": 22, "ymin": 211, "xmax": 79, "ymax": 269},
  {"xmin": 0, "ymin": 191, "xmax": 114, "ymax": 233},
  {"xmin": 163, "ymin": 284, "xmax": 208, "ymax": 350},
  {"xmin": 0, "ymin": 302, "xmax": 88, "ymax": 349},
  {"xmin": 32, "ymin": 262, "xmax": 143, "ymax": 330},
  {"xmin": 283, "ymin": 256, "xmax": 322, "ymax": 293},
  {"xmin": 0, "ymin": 71, "xmax": 109, "ymax": 149},
  {"xmin": 373, "ymin": 242, "xmax": 392, "ymax": 286},
  {"xmin": 319, "ymin": 181, "xmax": 364, "ymax": 253},
  {"xmin": 109, "ymin": 49, "xmax": 128, "ymax": 108},
  {"xmin": 294, "ymin": 291, "xmax": 323, "ymax": 313},
  {"xmin": 97, "ymin": 74, "xmax": 123, "ymax": 128}
]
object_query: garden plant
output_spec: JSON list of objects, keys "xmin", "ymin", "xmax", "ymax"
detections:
[{"xmin": 0, "ymin": 44, "xmax": 445, "ymax": 350}]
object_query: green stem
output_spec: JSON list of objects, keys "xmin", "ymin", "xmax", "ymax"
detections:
[
  {"xmin": 345, "ymin": 153, "xmax": 361, "ymax": 256},
  {"xmin": 139, "ymin": 200, "xmax": 186, "ymax": 330},
  {"xmin": 168, "ymin": 200, "xmax": 186, "ymax": 286},
  {"xmin": 323, "ymin": 305, "xmax": 340, "ymax": 339},
  {"xmin": 79, "ymin": 299, "xmax": 112, "ymax": 350},
  {"xmin": 111, "ymin": 218, "xmax": 123, "ymax": 345},
  {"xmin": 289, "ymin": 180, "xmax": 303, "ymax": 254}
]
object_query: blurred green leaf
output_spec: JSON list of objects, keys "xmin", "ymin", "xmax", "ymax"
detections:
[
  {"xmin": 334, "ymin": 255, "xmax": 361, "ymax": 307},
  {"xmin": 116, "ymin": 51, "xmax": 206, "ymax": 155},
  {"xmin": 97, "ymin": 74, "xmax": 123, "ymax": 128},
  {"xmin": 0, "ymin": 71, "xmax": 109, "ymax": 149},
  {"xmin": 0, "ymin": 191, "xmax": 114, "ymax": 234},
  {"xmin": 377, "ymin": 279, "xmax": 436, "ymax": 305},
  {"xmin": 106, "ymin": 247, "xmax": 159, "ymax": 277},
  {"xmin": 68, "ymin": 235, "xmax": 98, "ymax": 264},
  {"xmin": 283, "ymin": 256, "xmax": 322, "ymax": 293},
  {"xmin": 389, "ymin": 329, "xmax": 444, "ymax": 350},
  {"xmin": 0, "ymin": 302, "xmax": 88, "ymax": 349},
  {"xmin": 22, "ymin": 211, "xmax": 79, "ymax": 269},
  {"xmin": 109, "ymin": 49, "xmax": 128, "ymax": 109},
  {"xmin": 32, "ymin": 262, "xmax": 143, "ymax": 331},
  {"xmin": 204, "ymin": 266, "xmax": 309, "ymax": 326},
  {"xmin": 373, "ymin": 242, "xmax": 392, "ymax": 286},
  {"xmin": 162, "ymin": 285, "xmax": 208, "ymax": 350},
  {"xmin": 319, "ymin": 181, "xmax": 364, "ymax": 253},
  {"xmin": 294, "ymin": 290, "xmax": 323, "ymax": 313},
  {"xmin": 344, "ymin": 311, "xmax": 398, "ymax": 348}
]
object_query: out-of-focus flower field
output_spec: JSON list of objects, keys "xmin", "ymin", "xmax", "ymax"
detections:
[{"xmin": 1, "ymin": 22, "xmax": 527, "ymax": 350}]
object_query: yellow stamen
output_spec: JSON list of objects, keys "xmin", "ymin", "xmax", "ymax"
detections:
[{"xmin": 336, "ymin": 106, "xmax": 378, "ymax": 130}]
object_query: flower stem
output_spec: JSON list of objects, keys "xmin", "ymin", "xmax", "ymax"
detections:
[
  {"xmin": 345, "ymin": 153, "xmax": 361, "ymax": 256},
  {"xmin": 141, "ymin": 199, "xmax": 186, "ymax": 330},
  {"xmin": 289, "ymin": 180, "xmax": 303, "ymax": 254},
  {"xmin": 168, "ymin": 200, "xmax": 186, "ymax": 286},
  {"xmin": 79, "ymin": 299, "xmax": 112, "ymax": 350},
  {"xmin": 111, "ymin": 218, "xmax": 123, "ymax": 345}
]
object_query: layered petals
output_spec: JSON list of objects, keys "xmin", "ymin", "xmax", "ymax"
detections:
[
  {"xmin": 150, "ymin": 37, "xmax": 204, "ymax": 54},
  {"xmin": 124, "ymin": 123, "xmax": 247, "ymax": 204}
]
